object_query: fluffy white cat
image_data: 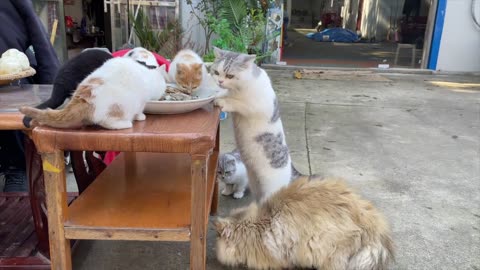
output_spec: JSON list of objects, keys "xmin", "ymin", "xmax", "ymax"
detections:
[
  {"xmin": 210, "ymin": 47, "xmax": 299, "ymax": 202},
  {"xmin": 20, "ymin": 47, "xmax": 166, "ymax": 129}
]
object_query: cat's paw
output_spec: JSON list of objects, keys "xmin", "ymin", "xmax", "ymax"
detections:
[
  {"xmin": 214, "ymin": 89, "xmax": 229, "ymax": 98},
  {"xmin": 102, "ymin": 120, "xmax": 133, "ymax": 130},
  {"xmin": 214, "ymin": 98, "xmax": 232, "ymax": 112},
  {"xmin": 221, "ymin": 188, "xmax": 234, "ymax": 196},
  {"xmin": 134, "ymin": 113, "xmax": 146, "ymax": 121},
  {"xmin": 233, "ymin": 191, "xmax": 245, "ymax": 199}
]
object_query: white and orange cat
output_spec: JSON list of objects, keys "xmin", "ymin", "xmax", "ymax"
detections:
[
  {"xmin": 166, "ymin": 49, "xmax": 211, "ymax": 94},
  {"xmin": 19, "ymin": 47, "xmax": 166, "ymax": 130}
]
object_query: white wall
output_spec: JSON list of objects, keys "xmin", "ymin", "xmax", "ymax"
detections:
[
  {"xmin": 436, "ymin": 0, "xmax": 480, "ymax": 72},
  {"xmin": 286, "ymin": 0, "xmax": 292, "ymax": 26},
  {"xmin": 179, "ymin": 0, "xmax": 207, "ymax": 55},
  {"xmin": 359, "ymin": 0, "xmax": 405, "ymax": 41},
  {"xmin": 342, "ymin": 0, "xmax": 359, "ymax": 31}
]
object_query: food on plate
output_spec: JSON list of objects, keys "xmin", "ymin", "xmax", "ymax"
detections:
[
  {"xmin": 159, "ymin": 85, "xmax": 199, "ymax": 101},
  {"xmin": 0, "ymin": 49, "xmax": 30, "ymax": 75}
]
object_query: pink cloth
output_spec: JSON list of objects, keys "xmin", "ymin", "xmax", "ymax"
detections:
[{"xmin": 103, "ymin": 49, "xmax": 170, "ymax": 165}]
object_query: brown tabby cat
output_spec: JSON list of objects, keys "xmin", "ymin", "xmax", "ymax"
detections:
[{"xmin": 214, "ymin": 176, "xmax": 394, "ymax": 270}]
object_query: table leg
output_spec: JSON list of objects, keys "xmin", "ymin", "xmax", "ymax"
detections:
[
  {"xmin": 210, "ymin": 127, "xmax": 220, "ymax": 216},
  {"xmin": 41, "ymin": 150, "xmax": 72, "ymax": 270},
  {"xmin": 210, "ymin": 180, "xmax": 219, "ymax": 216},
  {"xmin": 190, "ymin": 155, "xmax": 208, "ymax": 270}
]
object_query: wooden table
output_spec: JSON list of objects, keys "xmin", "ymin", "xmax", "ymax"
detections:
[
  {"xmin": 0, "ymin": 84, "xmax": 51, "ymax": 129},
  {"xmin": 32, "ymin": 105, "xmax": 220, "ymax": 270},
  {"xmin": 0, "ymin": 84, "xmax": 53, "ymax": 269}
]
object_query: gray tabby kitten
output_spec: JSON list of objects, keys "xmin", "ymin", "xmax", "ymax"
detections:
[
  {"xmin": 217, "ymin": 149, "xmax": 248, "ymax": 199},
  {"xmin": 211, "ymin": 47, "xmax": 302, "ymax": 203}
]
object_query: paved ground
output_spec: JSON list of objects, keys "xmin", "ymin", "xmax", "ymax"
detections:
[
  {"xmin": 70, "ymin": 69, "xmax": 480, "ymax": 269},
  {"xmin": 283, "ymin": 29, "xmax": 423, "ymax": 68}
]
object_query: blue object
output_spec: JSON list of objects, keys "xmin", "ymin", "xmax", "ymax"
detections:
[
  {"xmin": 428, "ymin": 0, "xmax": 447, "ymax": 70},
  {"xmin": 220, "ymin": 111, "xmax": 228, "ymax": 120},
  {"xmin": 80, "ymin": 17, "xmax": 87, "ymax": 35},
  {"xmin": 306, "ymin": 28, "xmax": 359, "ymax": 43}
]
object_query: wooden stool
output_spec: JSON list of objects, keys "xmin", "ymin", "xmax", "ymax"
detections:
[
  {"xmin": 394, "ymin": 43, "xmax": 416, "ymax": 68},
  {"xmin": 32, "ymin": 106, "xmax": 220, "ymax": 270}
]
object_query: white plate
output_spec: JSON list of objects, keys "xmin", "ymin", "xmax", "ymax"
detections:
[{"xmin": 144, "ymin": 85, "xmax": 216, "ymax": 114}]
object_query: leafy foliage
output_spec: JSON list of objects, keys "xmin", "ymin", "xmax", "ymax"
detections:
[
  {"xmin": 220, "ymin": 0, "xmax": 247, "ymax": 32},
  {"xmin": 129, "ymin": 9, "xmax": 160, "ymax": 52},
  {"xmin": 129, "ymin": 9, "xmax": 189, "ymax": 59},
  {"xmin": 185, "ymin": 0, "xmax": 277, "ymax": 62},
  {"xmin": 186, "ymin": 0, "xmax": 223, "ymax": 54},
  {"xmin": 199, "ymin": 0, "xmax": 271, "ymax": 62},
  {"xmin": 156, "ymin": 20, "xmax": 185, "ymax": 59}
]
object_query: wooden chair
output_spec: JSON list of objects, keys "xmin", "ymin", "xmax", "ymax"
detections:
[{"xmin": 0, "ymin": 137, "xmax": 87, "ymax": 269}]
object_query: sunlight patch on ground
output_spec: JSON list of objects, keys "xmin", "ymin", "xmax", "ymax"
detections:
[
  {"xmin": 428, "ymin": 81, "xmax": 480, "ymax": 93},
  {"xmin": 292, "ymin": 28, "xmax": 316, "ymax": 35}
]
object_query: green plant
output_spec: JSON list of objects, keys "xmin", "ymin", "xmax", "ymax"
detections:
[
  {"xmin": 129, "ymin": 9, "xmax": 189, "ymax": 59},
  {"xmin": 129, "ymin": 9, "xmax": 160, "ymax": 52},
  {"xmin": 188, "ymin": 0, "xmax": 275, "ymax": 62},
  {"xmin": 216, "ymin": 0, "xmax": 270, "ymax": 61},
  {"xmin": 156, "ymin": 20, "xmax": 185, "ymax": 59},
  {"xmin": 220, "ymin": 0, "xmax": 247, "ymax": 33},
  {"xmin": 202, "ymin": 15, "xmax": 248, "ymax": 62},
  {"xmin": 186, "ymin": 0, "xmax": 223, "ymax": 55}
]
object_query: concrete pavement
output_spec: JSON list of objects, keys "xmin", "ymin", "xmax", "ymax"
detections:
[{"xmin": 71, "ymin": 69, "xmax": 480, "ymax": 270}]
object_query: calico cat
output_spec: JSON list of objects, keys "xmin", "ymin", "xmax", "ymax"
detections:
[
  {"xmin": 211, "ymin": 47, "xmax": 301, "ymax": 202},
  {"xmin": 217, "ymin": 149, "xmax": 248, "ymax": 199},
  {"xmin": 19, "ymin": 47, "xmax": 166, "ymax": 129},
  {"xmin": 214, "ymin": 175, "xmax": 395, "ymax": 270},
  {"xmin": 166, "ymin": 49, "xmax": 208, "ymax": 94},
  {"xmin": 22, "ymin": 48, "xmax": 113, "ymax": 128}
]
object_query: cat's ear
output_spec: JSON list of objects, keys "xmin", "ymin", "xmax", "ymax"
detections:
[
  {"xmin": 213, "ymin": 217, "xmax": 232, "ymax": 239},
  {"xmin": 176, "ymin": 63, "xmax": 184, "ymax": 74},
  {"xmin": 158, "ymin": 64, "xmax": 166, "ymax": 72},
  {"xmin": 193, "ymin": 63, "xmax": 203, "ymax": 70},
  {"xmin": 213, "ymin": 47, "xmax": 224, "ymax": 58},
  {"xmin": 240, "ymin": 54, "xmax": 256, "ymax": 68},
  {"xmin": 227, "ymin": 158, "xmax": 236, "ymax": 167},
  {"xmin": 158, "ymin": 65, "xmax": 170, "ymax": 80}
]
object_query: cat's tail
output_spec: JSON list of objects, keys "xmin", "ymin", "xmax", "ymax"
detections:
[
  {"xmin": 19, "ymin": 97, "xmax": 92, "ymax": 129},
  {"xmin": 347, "ymin": 233, "xmax": 395, "ymax": 270},
  {"xmin": 22, "ymin": 95, "xmax": 71, "ymax": 128}
]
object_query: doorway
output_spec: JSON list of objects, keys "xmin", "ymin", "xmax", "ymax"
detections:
[
  {"xmin": 282, "ymin": 0, "xmax": 435, "ymax": 69},
  {"xmin": 63, "ymin": 0, "xmax": 108, "ymax": 58}
]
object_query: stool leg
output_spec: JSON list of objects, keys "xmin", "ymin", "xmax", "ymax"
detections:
[
  {"xmin": 42, "ymin": 150, "xmax": 72, "ymax": 270},
  {"xmin": 190, "ymin": 155, "xmax": 208, "ymax": 270},
  {"xmin": 394, "ymin": 45, "xmax": 400, "ymax": 66},
  {"xmin": 411, "ymin": 47, "xmax": 416, "ymax": 68}
]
